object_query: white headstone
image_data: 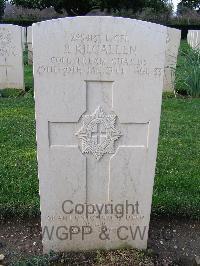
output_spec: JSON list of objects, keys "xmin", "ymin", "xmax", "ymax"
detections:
[
  {"xmin": 163, "ymin": 27, "xmax": 181, "ymax": 92},
  {"xmin": 21, "ymin": 26, "xmax": 26, "ymax": 51},
  {"xmin": 27, "ymin": 26, "xmax": 33, "ymax": 64},
  {"xmin": 33, "ymin": 16, "xmax": 167, "ymax": 253},
  {"xmin": 187, "ymin": 30, "xmax": 192, "ymax": 47},
  {"xmin": 0, "ymin": 24, "xmax": 24, "ymax": 90},
  {"xmin": 187, "ymin": 30, "xmax": 200, "ymax": 50}
]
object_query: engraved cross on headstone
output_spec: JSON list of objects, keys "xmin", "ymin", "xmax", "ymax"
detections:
[
  {"xmin": 49, "ymin": 81, "xmax": 150, "ymax": 203},
  {"xmin": 91, "ymin": 123, "xmax": 107, "ymax": 145}
]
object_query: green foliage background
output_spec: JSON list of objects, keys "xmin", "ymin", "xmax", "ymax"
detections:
[
  {"xmin": 175, "ymin": 41, "xmax": 200, "ymax": 97},
  {"xmin": 0, "ymin": 0, "xmax": 5, "ymax": 20},
  {"xmin": 10, "ymin": 0, "xmax": 171, "ymax": 16}
]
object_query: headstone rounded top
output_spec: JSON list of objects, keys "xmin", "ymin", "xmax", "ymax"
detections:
[{"xmin": 33, "ymin": 15, "xmax": 166, "ymax": 32}]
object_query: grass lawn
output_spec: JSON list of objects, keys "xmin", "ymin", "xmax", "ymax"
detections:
[
  {"xmin": 0, "ymin": 96, "xmax": 39, "ymax": 216},
  {"xmin": 0, "ymin": 46, "xmax": 200, "ymax": 219},
  {"xmin": 153, "ymin": 97, "xmax": 200, "ymax": 218}
]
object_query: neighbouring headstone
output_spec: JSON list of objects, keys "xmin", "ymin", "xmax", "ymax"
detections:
[
  {"xmin": 0, "ymin": 24, "xmax": 24, "ymax": 90},
  {"xmin": 163, "ymin": 27, "xmax": 181, "ymax": 92},
  {"xmin": 187, "ymin": 30, "xmax": 200, "ymax": 50},
  {"xmin": 21, "ymin": 27, "xmax": 26, "ymax": 51},
  {"xmin": 33, "ymin": 16, "xmax": 167, "ymax": 253},
  {"xmin": 27, "ymin": 26, "xmax": 33, "ymax": 64}
]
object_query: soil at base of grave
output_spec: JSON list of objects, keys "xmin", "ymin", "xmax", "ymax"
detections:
[{"xmin": 0, "ymin": 216, "xmax": 199, "ymax": 266}]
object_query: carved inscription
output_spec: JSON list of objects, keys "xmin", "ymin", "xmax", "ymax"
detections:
[
  {"xmin": 0, "ymin": 28, "xmax": 16, "ymax": 57},
  {"xmin": 37, "ymin": 33, "xmax": 163, "ymax": 77},
  {"xmin": 0, "ymin": 28, "xmax": 16, "ymax": 78}
]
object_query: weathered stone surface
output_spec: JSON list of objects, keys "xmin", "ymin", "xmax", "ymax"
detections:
[
  {"xmin": 21, "ymin": 26, "xmax": 26, "ymax": 51},
  {"xmin": 187, "ymin": 30, "xmax": 200, "ymax": 50},
  {"xmin": 163, "ymin": 27, "xmax": 181, "ymax": 92},
  {"xmin": 0, "ymin": 24, "xmax": 24, "ymax": 90},
  {"xmin": 33, "ymin": 16, "xmax": 167, "ymax": 253},
  {"xmin": 27, "ymin": 26, "xmax": 33, "ymax": 64}
]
